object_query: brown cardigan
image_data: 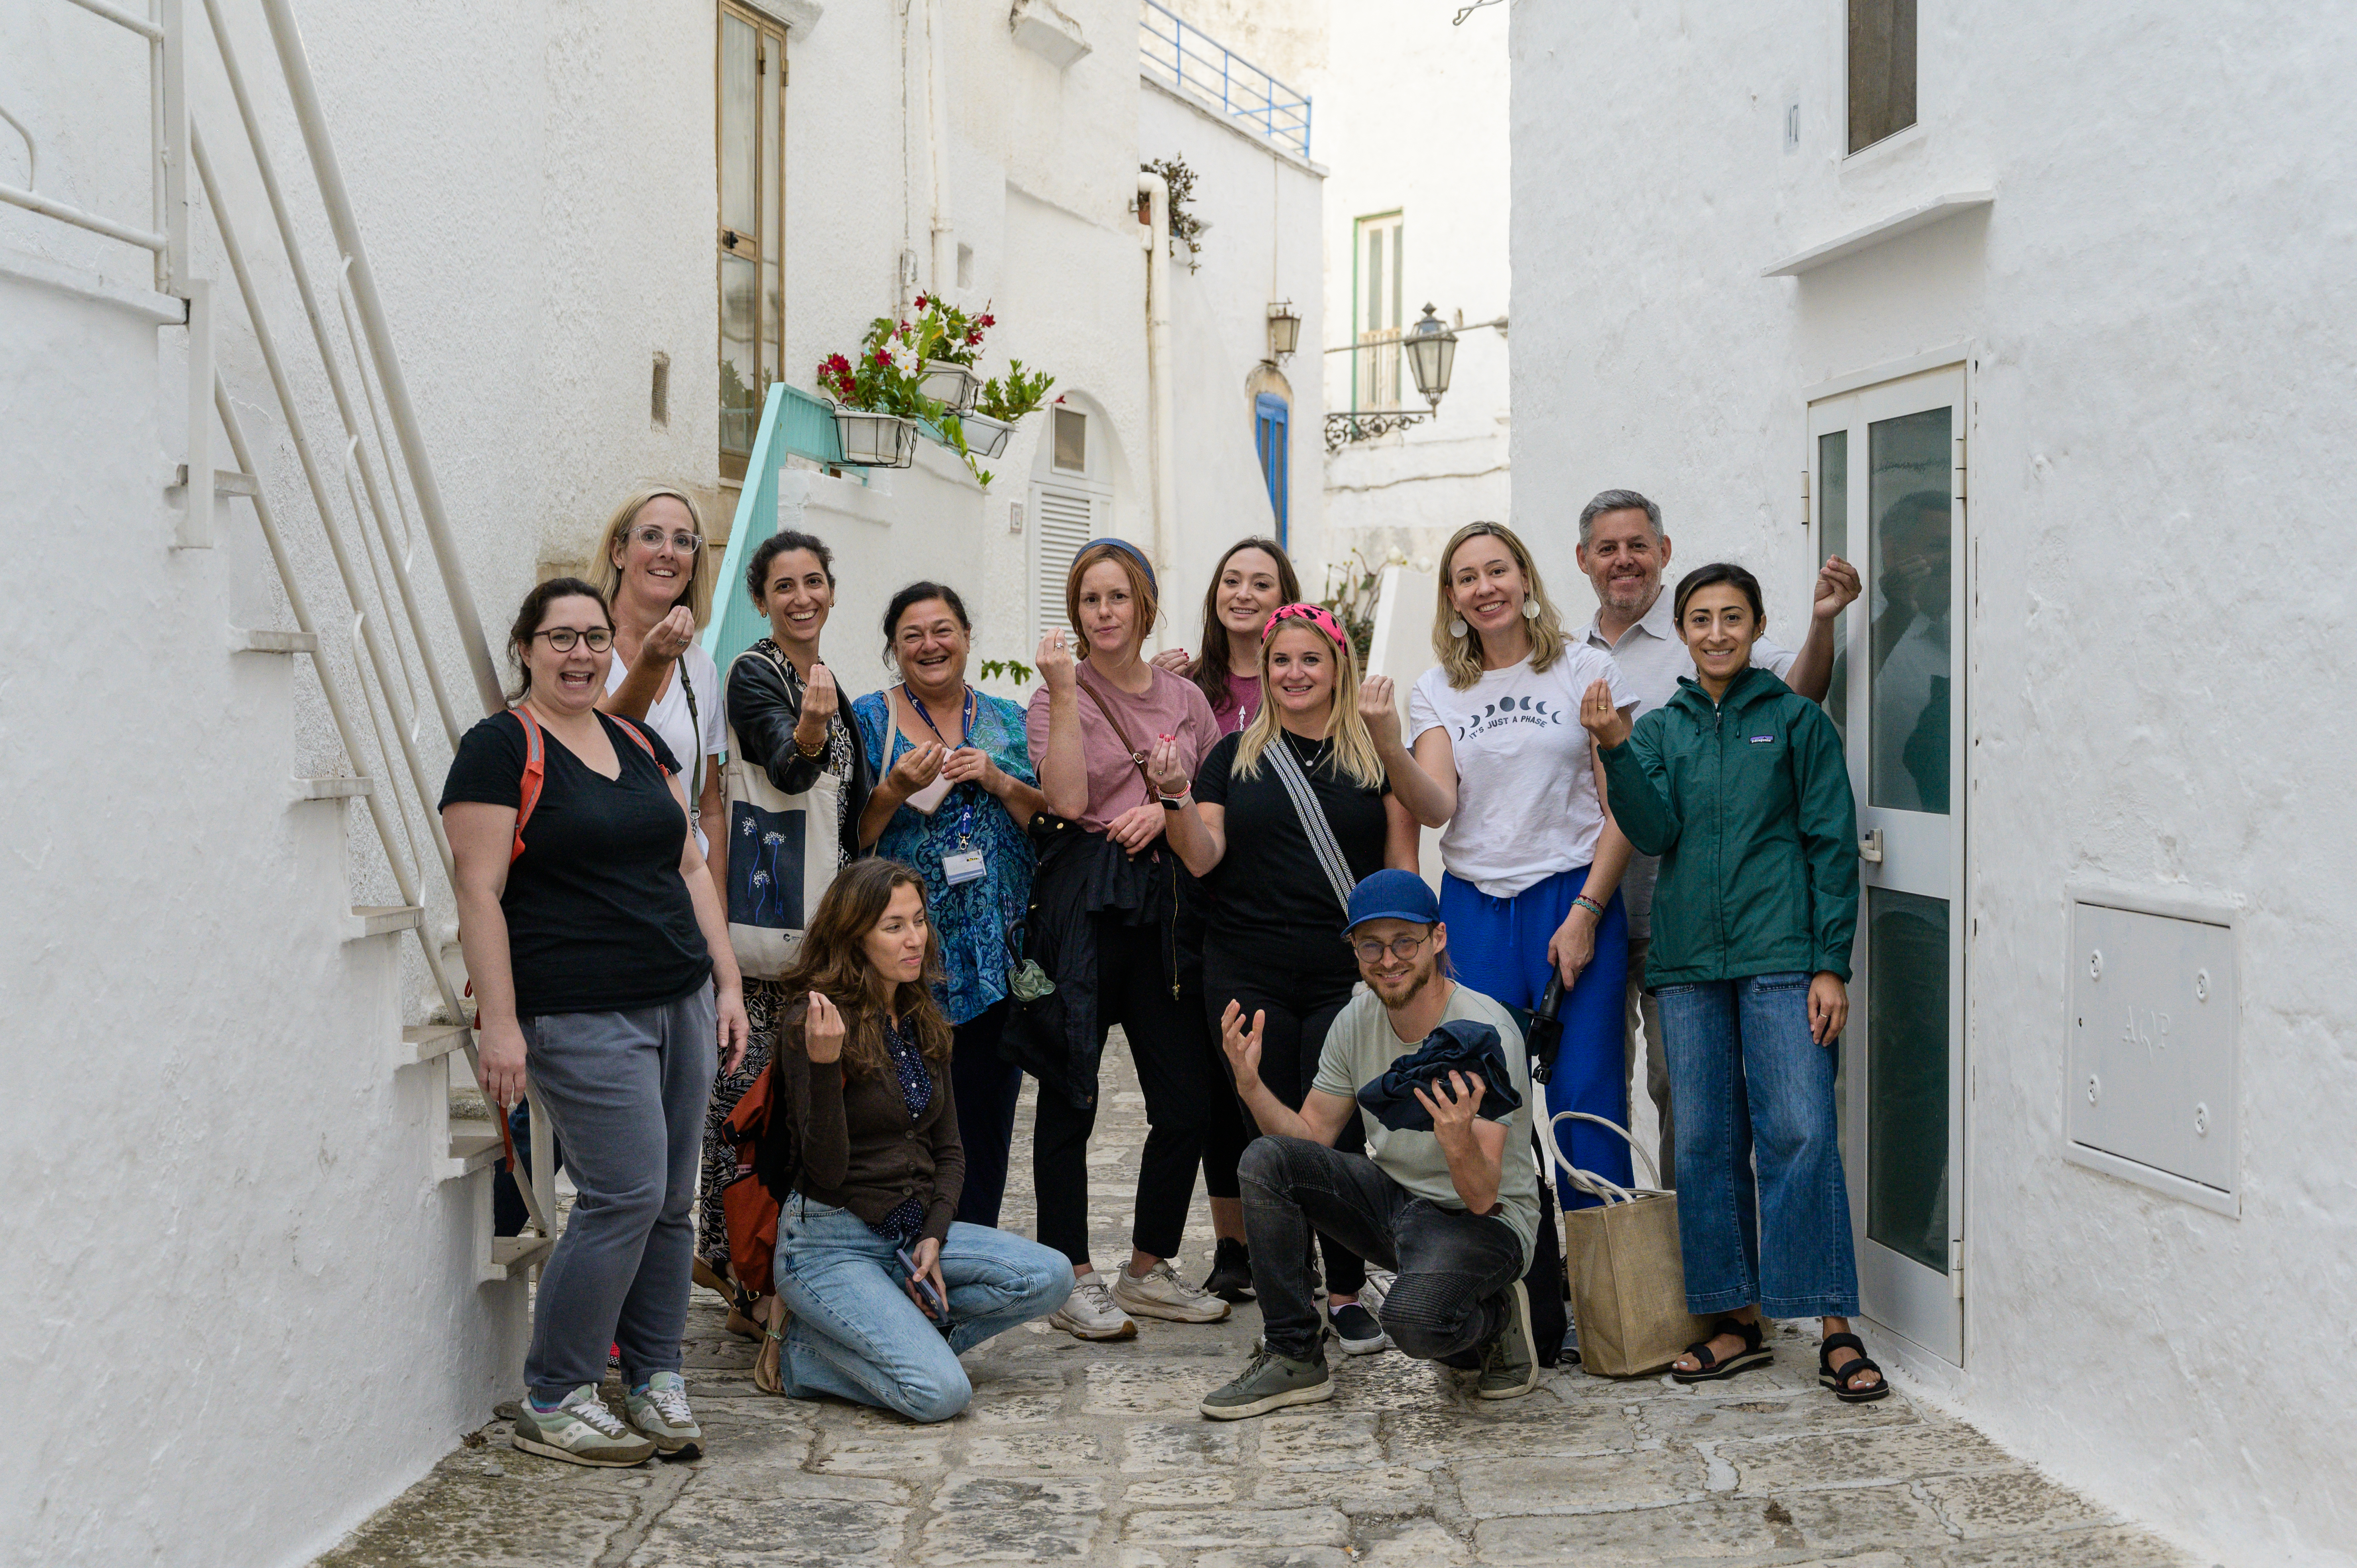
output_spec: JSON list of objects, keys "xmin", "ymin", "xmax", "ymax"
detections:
[{"xmin": 776, "ymin": 998, "xmax": 964, "ymax": 1246}]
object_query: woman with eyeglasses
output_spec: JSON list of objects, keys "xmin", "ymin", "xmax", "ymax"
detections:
[
  {"xmin": 442, "ymin": 578, "xmax": 749, "ymax": 1467},
  {"xmin": 850, "ymin": 582, "xmax": 1065, "ymax": 1228},
  {"xmin": 1405, "ymin": 521, "xmax": 1641, "ymax": 1209},
  {"xmin": 1150, "ymin": 602, "xmax": 1428, "ymax": 1350},
  {"xmin": 593, "ymin": 489, "xmax": 726, "ymax": 892}
]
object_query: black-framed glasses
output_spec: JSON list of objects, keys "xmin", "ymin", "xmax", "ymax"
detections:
[
  {"xmin": 629, "ymin": 525, "xmax": 704, "ymax": 553},
  {"xmin": 531, "ymin": 627, "xmax": 613, "ymax": 653},
  {"xmin": 1348, "ymin": 931, "xmax": 1434, "ymax": 965}
]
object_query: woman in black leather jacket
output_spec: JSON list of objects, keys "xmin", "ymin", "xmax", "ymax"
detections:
[{"xmin": 697, "ymin": 529, "xmax": 875, "ymax": 1308}]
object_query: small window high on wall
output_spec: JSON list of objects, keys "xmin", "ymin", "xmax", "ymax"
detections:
[
  {"xmin": 718, "ymin": 3, "xmax": 788, "ymax": 482},
  {"xmin": 1847, "ymin": 0, "xmax": 1916, "ymax": 154}
]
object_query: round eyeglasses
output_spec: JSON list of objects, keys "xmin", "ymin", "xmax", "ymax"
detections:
[
  {"xmin": 629, "ymin": 525, "xmax": 704, "ymax": 553},
  {"xmin": 531, "ymin": 627, "xmax": 613, "ymax": 653},
  {"xmin": 1348, "ymin": 931, "xmax": 1434, "ymax": 965}
]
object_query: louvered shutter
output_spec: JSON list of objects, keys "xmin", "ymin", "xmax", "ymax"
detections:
[{"xmin": 1032, "ymin": 483, "xmax": 1099, "ymax": 639}]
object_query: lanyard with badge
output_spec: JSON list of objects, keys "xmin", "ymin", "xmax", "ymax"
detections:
[{"xmin": 904, "ymin": 683, "xmax": 987, "ymax": 887}]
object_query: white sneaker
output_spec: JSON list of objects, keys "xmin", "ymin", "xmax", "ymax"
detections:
[
  {"xmin": 1048, "ymin": 1273, "xmax": 1138, "ymax": 1340},
  {"xmin": 510, "ymin": 1385, "xmax": 656, "ymax": 1468},
  {"xmin": 1111, "ymin": 1260, "xmax": 1233, "ymax": 1323},
  {"xmin": 624, "ymin": 1370, "xmax": 703, "ymax": 1458}
]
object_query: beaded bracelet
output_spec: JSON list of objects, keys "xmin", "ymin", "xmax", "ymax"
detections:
[{"xmin": 1572, "ymin": 894, "xmax": 1607, "ymax": 920}]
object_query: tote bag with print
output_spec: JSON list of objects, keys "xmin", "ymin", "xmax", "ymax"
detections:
[{"xmin": 720, "ymin": 646, "xmax": 843, "ymax": 979}]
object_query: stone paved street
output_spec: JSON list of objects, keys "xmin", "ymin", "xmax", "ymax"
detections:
[{"xmin": 318, "ymin": 1043, "xmax": 2197, "ymax": 1568}]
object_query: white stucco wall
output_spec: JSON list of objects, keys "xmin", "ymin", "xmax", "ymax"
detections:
[{"xmin": 1512, "ymin": 4, "xmax": 2357, "ymax": 1564}]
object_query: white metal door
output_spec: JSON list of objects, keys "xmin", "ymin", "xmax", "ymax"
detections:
[{"xmin": 1810, "ymin": 363, "xmax": 1967, "ymax": 1365}]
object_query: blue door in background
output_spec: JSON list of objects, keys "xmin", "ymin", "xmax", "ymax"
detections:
[{"xmin": 1255, "ymin": 393, "xmax": 1290, "ymax": 546}]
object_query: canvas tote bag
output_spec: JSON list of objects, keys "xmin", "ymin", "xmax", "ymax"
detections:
[
  {"xmin": 1540, "ymin": 1109, "xmax": 1714, "ymax": 1376},
  {"xmin": 721, "ymin": 645, "xmax": 844, "ymax": 979}
]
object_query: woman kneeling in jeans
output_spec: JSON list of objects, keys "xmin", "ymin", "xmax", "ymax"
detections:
[
  {"xmin": 767, "ymin": 859, "xmax": 1071, "ymax": 1422},
  {"xmin": 1582, "ymin": 562, "xmax": 1887, "ymax": 1403}
]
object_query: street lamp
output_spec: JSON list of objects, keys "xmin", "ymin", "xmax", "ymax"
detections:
[
  {"xmin": 1265, "ymin": 300, "xmax": 1301, "ymax": 361},
  {"xmin": 1400, "ymin": 303, "xmax": 1457, "ymax": 408}
]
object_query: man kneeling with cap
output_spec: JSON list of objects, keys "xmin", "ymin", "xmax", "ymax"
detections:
[{"xmin": 1201, "ymin": 870, "xmax": 1545, "ymax": 1419}]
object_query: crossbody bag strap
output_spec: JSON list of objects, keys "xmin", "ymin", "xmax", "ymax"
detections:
[
  {"xmin": 1264, "ymin": 735, "xmax": 1358, "ymax": 918},
  {"xmin": 1075, "ymin": 672, "xmax": 1156, "ymax": 791}
]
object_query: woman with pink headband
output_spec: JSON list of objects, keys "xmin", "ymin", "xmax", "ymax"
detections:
[{"xmin": 1150, "ymin": 602, "xmax": 1435, "ymax": 1352}]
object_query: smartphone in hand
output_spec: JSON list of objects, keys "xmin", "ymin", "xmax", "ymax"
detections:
[{"xmin": 895, "ymin": 1246, "xmax": 948, "ymax": 1321}]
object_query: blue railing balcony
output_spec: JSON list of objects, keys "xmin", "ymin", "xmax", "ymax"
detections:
[{"xmin": 1139, "ymin": 1, "xmax": 1312, "ymax": 159}]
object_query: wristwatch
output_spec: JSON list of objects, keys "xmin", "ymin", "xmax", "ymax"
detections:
[{"xmin": 1158, "ymin": 790, "xmax": 1191, "ymax": 810}]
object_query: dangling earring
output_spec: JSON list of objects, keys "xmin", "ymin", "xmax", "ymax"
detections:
[
  {"xmin": 1520, "ymin": 598, "xmax": 1541, "ymax": 620},
  {"xmin": 1448, "ymin": 616, "xmax": 1468, "ymax": 639}
]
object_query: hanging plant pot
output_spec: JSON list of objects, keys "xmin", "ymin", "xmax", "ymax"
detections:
[
  {"xmin": 956, "ymin": 410, "xmax": 1015, "ymax": 459},
  {"xmin": 920, "ymin": 359, "xmax": 983, "ymax": 413},
  {"xmin": 832, "ymin": 407, "xmax": 919, "ymax": 468}
]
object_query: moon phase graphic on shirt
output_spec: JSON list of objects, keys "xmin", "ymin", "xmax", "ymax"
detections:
[{"xmin": 1452, "ymin": 696, "xmax": 1563, "ymax": 741}]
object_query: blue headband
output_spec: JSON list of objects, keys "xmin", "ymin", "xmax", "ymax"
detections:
[{"xmin": 1079, "ymin": 537, "xmax": 1157, "ymax": 594}]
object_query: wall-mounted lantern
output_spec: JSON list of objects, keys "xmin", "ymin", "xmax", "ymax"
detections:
[
  {"xmin": 1266, "ymin": 300, "xmax": 1301, "ymax": 361},
  {"xmin": 1323, "ymin": 302, "xmax": 1503, "ymax": 452},
  {"xmin": 1400, "ymin": 303, "xmax": 1457, "ymax": 407}
]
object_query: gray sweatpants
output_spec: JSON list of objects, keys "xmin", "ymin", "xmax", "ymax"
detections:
[{"xmin": 521, "ymin": 982, "xmax": 716, "ymax": 1400}]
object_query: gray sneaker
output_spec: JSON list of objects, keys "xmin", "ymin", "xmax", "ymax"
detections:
[
  {"xmin": 625, "ymin": 1370, "xmax": 703, "ymax": 1458},
  {"xmin": 1476, "ymin": 1279, "xmax": 1539, "ymax": 1400},
  {"xmin": 1200, "ymin": 1344, "xmax": 1334, "ymax": 1421},
  {"xmin": 511, "ymin": 1385, "xmax": 657, "ymax": 1467}
]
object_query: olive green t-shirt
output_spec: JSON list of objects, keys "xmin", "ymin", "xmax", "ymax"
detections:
[{"xmin": 1311, "ymin": 982, "xmax": 1539, "ymax": 1267}]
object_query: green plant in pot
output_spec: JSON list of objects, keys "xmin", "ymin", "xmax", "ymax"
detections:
[{"xmin": 816, "ymin": 318, "xmax": 944, "ymax": 468}]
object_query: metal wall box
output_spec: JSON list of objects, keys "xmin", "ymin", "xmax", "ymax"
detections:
[{"xmin": 2065, "ymin": 891, "xmax": 2240, "ymax": 1215}]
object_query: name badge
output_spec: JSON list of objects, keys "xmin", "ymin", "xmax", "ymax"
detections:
[{"xmin": 942, "ymin": 847, "xmax": 987, "ymax": 886}]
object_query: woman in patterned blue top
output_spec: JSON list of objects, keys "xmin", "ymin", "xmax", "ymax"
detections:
[{"xmin": 853, "ymin": 582, "xmax": 1060, "ymax": 1228}]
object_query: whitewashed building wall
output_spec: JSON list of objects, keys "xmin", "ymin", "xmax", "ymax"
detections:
[{"xmin": 1511, "ymin": 4, "xmax": 2357, "ymax": 1565}]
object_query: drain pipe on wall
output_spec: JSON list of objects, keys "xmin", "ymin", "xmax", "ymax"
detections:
[{"xmin": 1138, "ymin": 171, "xmax": 1178, "ymax": 637}]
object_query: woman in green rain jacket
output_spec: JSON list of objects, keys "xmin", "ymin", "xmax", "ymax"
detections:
[{"xmin": 1580, "ymin": 562, "xmax": 1886, "ymax": 1405}]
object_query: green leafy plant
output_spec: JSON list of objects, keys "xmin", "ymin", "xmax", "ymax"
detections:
[
  {"xmin": 976, "ymin": 361, "xmax": 1057, "ymax": 422},
  {"xmin": 816, "ymin": 317, "xmax": 946, "ymax": 420},
  {"xmin": 978, "ymin": 657, "xmax": 1035, "ymax": 688},
  {"xmin": 940, "ymin": 415, "xmax": 996, "ymax": 491},
  {"xmin": 1142, "ymin": 157, "xmax": 1205, "ymax": 273},
  {"xmin": 908, "ymin": 293, "xmax": 994, "ymax": 367}
]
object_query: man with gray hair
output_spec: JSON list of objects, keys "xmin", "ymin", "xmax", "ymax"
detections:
[{"xmin": 1570, "ymin": 488, "xmax": 1858, "ymax": 1187}]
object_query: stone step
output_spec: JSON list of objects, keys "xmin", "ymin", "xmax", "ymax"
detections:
[
  {"xmin": 293, "ymin": 774, "xmax": 373, "ymax": 802},
  {"xmin": 231, "ymin": 627, "xmax": 320, "ymax": 654},
  {"xmin": 404, "ymin": 1021, "xmax": 470, "ymax": 1063},
  {"xmin": 346, "ymin": 904, "xmax": 422, "ymax": 940},
  {"xmin": 442, "ymin": 1121, "xmax": 503, "ymax": 1181},
  {"xmin": 483, "ymin": 1234, "xmax": 555, "ymax": 1283}
]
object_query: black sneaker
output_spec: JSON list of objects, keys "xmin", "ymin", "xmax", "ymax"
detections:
[
  {"xmin": 1329, "ymin": 1302, "xmax": 1393, "ymax": 1356},
  {"xmin": 1199, "ymin": 1237, "xmax": 1255, "ymax": 1303}
]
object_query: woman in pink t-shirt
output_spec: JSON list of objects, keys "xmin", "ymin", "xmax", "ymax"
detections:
[
  {"xmin": 1011, "ymin": 539, "xmax": 1250, "ymax": 1342},
  {"xmin": 1153, "ymin": 536, "xmax": 1301, "ymax": 735}
]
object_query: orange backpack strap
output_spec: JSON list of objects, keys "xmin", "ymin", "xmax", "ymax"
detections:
[
  {"xmin": 507, "ymin": 707, "xmax": 546, "ymax": 865},
  {"xmin": 608, "ymin": 714, "xmax": 668, "ymax": 774}
]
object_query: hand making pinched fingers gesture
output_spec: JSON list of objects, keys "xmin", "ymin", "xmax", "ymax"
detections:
[
  {"xmin": 803, "ymin": 991, "xmax": 845, "ymax": 1063},
  {"xmin": 1357, "ymin": 674, "xmax": 1400, "ymax": 746},
  {"xmin": 888, "ymin": 740, "xmax": 946, "ymax": 796},
  {"xmin": 1034, "ymin": 629, "xmax": 1077, "ymax": 692},
  {"xmin": 1146, "ymin": 735, "xmax": 1191, "ymax": 798},
  {"xmin": 1813, "ymin": 555, "xmax": 1863, "ymax": 621},
  {"xmin": 1412, "ymin": 1069, "xmax": 1488, "ymax": 1142},
  {"xmin": 641, "ymin": 605, "xmax": 696, "ymax": 664},
  {"xmin": 938, "ymin": 744, "xmax": 1001, "ymax": 794},
  {"xmin": 802, "ymin": 661, "xmax": 840, "ymax": 726},
  {"xmin": 1578, "ymin": 678, "xmax": 1632, "ymax": 749},
  {"xmin": 1219, "ymin": 999, "xmax": 1266, "ymax": 1086}
]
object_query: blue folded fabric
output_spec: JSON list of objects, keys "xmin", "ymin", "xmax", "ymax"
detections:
[{"xmin": 1355, "ymin": 1019, "xmax": 1525, "ymax": 1132}]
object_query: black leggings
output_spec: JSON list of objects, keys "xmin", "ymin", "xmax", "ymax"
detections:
[
  {"xmin": 949, "ymin": 1000, "xmax": 1021, "ymax": 1228},
  {"xmin": 1034, "ymin": 916, "xmax": 1248, "ymax": 1265},
  {"xmin": 1201, "ymin": 955, "xmax": 1367, "ymax": 1296}
]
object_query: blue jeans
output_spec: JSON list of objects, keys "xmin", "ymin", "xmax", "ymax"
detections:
[
  {"xmin": 1441, "ymin": 867, "xmax": 1632, "ymax": 1208},
  {"xmin": 1655, "ymin": 973, "xmax": 1859, "ymax": 1318},
  {"xmin": 773, "ymin": 1199, "xmax": 1072, "ymax": 1423}
]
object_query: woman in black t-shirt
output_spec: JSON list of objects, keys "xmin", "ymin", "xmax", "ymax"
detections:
[
  {"xmin": 441, "ymin": 578, "xmax": 749, "ymax": 1468},
  {"xmin": 1149, "ymin": 603, "xmax": 1431, "ymax": 1350}
]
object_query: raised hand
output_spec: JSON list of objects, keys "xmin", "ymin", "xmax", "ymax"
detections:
[
  {"xmin": 888, "ymin": 740, "xmax": 946, "ymax": 796},
  {"xmin": 1357, "ymin": 674, "xmax": 1400, "ymax": 746},
  {"xmin": 802, "ymin": 662, "xmax": 840, "ymax": 725},
  {"xmin": 1150, "ymin": 647, "xmax": 1192, "ymax": 674},
  {"xmin": 938, "ymin": 745, "xmax": 1001, "ymax": 794},
  {"xmin": 1035, "ymin": 629, "xmax": 1077, "ymax": 692},
  {"xmin": 804, "ymin": 992, "xmax": 845, "ymax": 1063},
  {"xmin": 1105, "ymin": 801, "xmax": 1165, "ymax": 856},
  {"xmin": 1146, "ymin": 735, "xmax": 1191, "ymax": 797},
  {"xmin": 1814, "ymin": 555, "xmax": 1862, "ymax": 621},
  {"xmin": 1411, "ymin": 1069, "xmax": 1487, "ymax": 1142},
  {"xmin": 645, "ymin": 605, "xmax": 697, "ymax": 663},
  {"xmin": 1219, "ymin": 999, "xmax": 1266, "ymax": 1086},
  {"xmin": 1578, "ymin": 678, "xmax": 1632, "ymax": 749}
]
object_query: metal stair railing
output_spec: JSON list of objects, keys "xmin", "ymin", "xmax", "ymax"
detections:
[{"xmin": 6, "ymin": 0, "xmax": 558, "ymax": 1246}]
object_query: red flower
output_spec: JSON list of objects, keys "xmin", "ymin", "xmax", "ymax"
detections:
[
  {"xmin": 914, "ymin": 294, "xmax": 929, "ymax": 310},
  {"xmin": 874, "ymin": 349, "xmax": 893, "ymax": 366},
  {"xmin": 964, "ymin": 329, "xmax": 982, "ymax": 344},
  {"xmin": 977, "ymin": 314, "xmax": 996, "ymax": 328}
]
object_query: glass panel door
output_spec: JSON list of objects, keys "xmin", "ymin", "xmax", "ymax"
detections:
[{"xmin": 1809, "ymin": 363, "xmax": 1966, "ymax": 1366}]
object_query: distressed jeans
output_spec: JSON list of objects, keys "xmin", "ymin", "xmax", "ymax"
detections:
[
  {"xmin": 773, "ymin": 1199, "xmax": 1072, "ymax": 1423},
  {"xmin": 1238, "ymin": 1136, "xmax": 1525, "ymax": 1365},
  {"xmin": 1655, "ymin": 973, "xmax": 1860, "ymax": 1318}
]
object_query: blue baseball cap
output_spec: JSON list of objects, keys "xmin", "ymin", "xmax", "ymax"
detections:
[{"xmin": 1345, "ymin": 869, "xmax": 1440, "ymax": 932}]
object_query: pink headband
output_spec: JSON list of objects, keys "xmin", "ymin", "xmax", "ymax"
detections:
[{"xmin": 1262, "ymin": 602, "xmax": 1347, "ymax": 646}]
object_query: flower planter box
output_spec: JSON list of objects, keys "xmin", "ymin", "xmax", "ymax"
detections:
[
  {"xmin": 831, "ymin": 408, "xmax": 919, "ymax": 468},
  {"xmin": 956, "ymin": 410, "xmax": 1016, "ymax": 459},
  {"xmin": 920, "ymin": 359, "xmax": 983, "ymax": 413}
]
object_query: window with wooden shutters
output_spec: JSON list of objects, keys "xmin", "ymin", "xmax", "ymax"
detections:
[{"xmin": 1847, "ymin": 0, "xmax": 1917, "ymax": 154}]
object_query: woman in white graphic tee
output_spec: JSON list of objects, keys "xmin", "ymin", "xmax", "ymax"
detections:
[{"xmin": 1400, "ymin": 521, "xmax": 1641, "ymax": 1209}]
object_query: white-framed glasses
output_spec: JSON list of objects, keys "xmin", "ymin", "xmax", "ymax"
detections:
[{"xmin": 629, "ymin": 525, "xmax": 703, "ymax": 553}]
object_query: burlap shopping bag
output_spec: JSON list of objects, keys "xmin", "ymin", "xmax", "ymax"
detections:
[{"xmin": 1543, "ymin": 1110, "xmax": 1714, "ymax": 1377}]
